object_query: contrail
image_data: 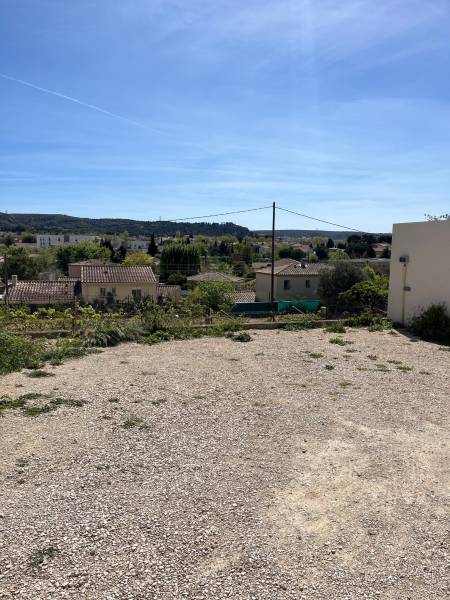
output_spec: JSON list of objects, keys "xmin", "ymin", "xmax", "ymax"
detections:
[{"xmin": 0, "ymin": 71, "xmax": 159, "ymax": 133}]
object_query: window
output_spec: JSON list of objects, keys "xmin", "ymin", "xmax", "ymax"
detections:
[
  {"xmin": 100, "ymin": 287, "xmax": 106, "ymax": 297},
  {"xmin": 305, "ymin": 280, "xmax": 310, "ymax": 288},
  {"xmin": 283, "ymin": 279, "xmax": 290, "ymax": 290},
  {"xmin": 132, "ymin": 288, "xmax": 142, "ymax": 300}
]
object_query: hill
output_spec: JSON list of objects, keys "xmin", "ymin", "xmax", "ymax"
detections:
[
  {"xmin": 0, "ymin": 213, "xmax": 250, "ymax": 238},
  {"xmin": 254, "ymin": 229, "xmax": 388, "ymax": 240}
]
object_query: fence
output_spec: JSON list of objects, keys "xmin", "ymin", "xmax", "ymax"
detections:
[{"xmin": 231, "ymin": 300, "xmax": 320, "ymax": 316}]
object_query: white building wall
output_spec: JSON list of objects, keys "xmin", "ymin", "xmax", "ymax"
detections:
[
  {"xmin": 388, "ymin": 219, "xmax": 450, "ymax": 325},
  {"xmin": 36, "ymin": 234, "xmax": 97, "ymax": 248}
]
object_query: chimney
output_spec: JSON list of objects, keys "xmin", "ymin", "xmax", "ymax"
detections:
[{"xmin": 11, "ymin": 274, "xmax": 18, "ymax": 286}]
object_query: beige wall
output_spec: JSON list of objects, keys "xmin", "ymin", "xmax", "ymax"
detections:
[
  {"xmin": 81, "ymin": 282, "xmax": 157, "ymax": 303},
  {"xmin": 388, "ymin": 219, "xmax": 450, "ymax": 325},
  {"xmin": 255, "ymin": 273, "xmax": 320, "ymax": 302}
]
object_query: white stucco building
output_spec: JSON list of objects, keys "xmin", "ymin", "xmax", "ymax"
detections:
[
  {"xmin": 387, "ymin": 219, "xmax": 450, "ymax": 325},
  {"xmin": 37, "ymin": 234, "xmax": 98, "ymax": 248}
]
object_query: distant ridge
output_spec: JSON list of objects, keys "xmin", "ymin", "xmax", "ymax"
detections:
[
  {"xmin": 0, "ymin": 213, "xmax": 250, "ymax": 238},
  {"xmin": 254, "ymin": 229, "xmax": 388, "ymax": 240}
]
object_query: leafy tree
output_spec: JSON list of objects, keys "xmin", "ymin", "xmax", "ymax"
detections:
[
  {"xmin": 329, "ymin": 250, "xmax": 350, "ymax": 261},
  {"xmin": 1, "ymin": 246, "xmax": 39, "ymax": 280},
  {"xmin": 21, "ymin": 232, "xmax": 36, "ymax": 243},
  {"xmin": 381, "ymin": 246, "xmax": 391, "ymax": 258},
  {"xmin": 55, "ymin": 241, "xmax": 110, "ymax": 274},
  {"xmin": 123, "ymin": 252, "xmax": 154, "ymax": 266},
  {"xmin": 318, "ymin": 262, "xmax": 365, "ymax": 308},
  {"xmin": 166, "ymin": 272, "xmax": 187, "ymax": 286},
  {"xmin": 326, "ymin": 238, "xmax": 335, "ymax": 248},
  {"xmin": 187, "ymin": 281, "xmax": 234, "ymax": 312},
  {"xmin": 111, "ymin": 245, "xmax": 127, "ymax": 263},
  {"xmin": 147, "ymin": 234, "xmax": 158, "ymax": 256},
  {"xmin": 160, "ymin": 243, "xmax": 200, "ymax": 281},
  {"xmin": 278, "ymin": 246, "xmax": 305, "ymax": 260},
  {"xmin": 338, "ymin": 280, "xmax": 387, "ymax": 312},
  {"xmin": 315, "ymin": 245, "xmax": 329, "ymax": 260}
]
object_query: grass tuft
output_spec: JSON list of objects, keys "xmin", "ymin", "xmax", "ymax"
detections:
[{"xmin": 329, "ymin": 337, "xmax": 353, "ymax": 346}]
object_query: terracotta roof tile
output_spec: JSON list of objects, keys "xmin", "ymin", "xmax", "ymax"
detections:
[
  {"xmin": 187, "ymin": 272, "xmax": 243, "ymax": 283},
  {"xmin": 256, "ymin": 261, "xmax": 330, "ymax": 276},
  {"xmin": 80, "ymin": 264, "xmax": 156, "ymax": 284},
  {"xmin": 7, "ymin": 279, "xmax": 77, "ymax": 304}
]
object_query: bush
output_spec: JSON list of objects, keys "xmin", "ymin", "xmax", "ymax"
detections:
[
  {"xmin": 318, "ymin": 263, "xmax": 365, "ymax": 309},
  {"xmin": 410, "ymin": 304, "xmax": 450, "ymax": 343},
  {"xmin": 338, "ymin": 280, "xmax": 388, "ymax": 312},
  {"xmin": 0, "ymin": 333, "xmax": 43, "ymax": 375},
  {"xmin": 187, "ymin": 281, "xmax": 235, "ymax": 313},
  {"xmin": 227, "ymin": 331, "xmax": 251, "ymax": 342},
  {"xmin": 326, "ymin": 322, "xmax": 346, "ymax": 333},
  {"xmin": 85, "ymin": 319, "xmax": 146, "ymax": 347},
  {"xmin": 345, "ymin": 311, "xmax": 391, "ymax": 330},
  {"xmin": 145, "ymin": 331, "xmax": 173, "ymax": 344},
  {"xmin": 281, "ymin": 314, "xmax": 320, "ymax": 330}
]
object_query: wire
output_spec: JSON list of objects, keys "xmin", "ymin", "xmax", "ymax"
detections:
[
  {"xmin": 276, "ymin": 206, "xmax": 367, "ymax": 233},
  {"xmin": 167, "ymin": 206, "xmax": 273, "ymax": 222}
]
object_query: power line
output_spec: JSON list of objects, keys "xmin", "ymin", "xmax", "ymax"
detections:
[
  {"xmin": 167, "ymin": 206, "xmax": 273, "ymax": 222},
  {"xmin": 276, "ymin": 206, "xmax": 367, "ymax": 233}
]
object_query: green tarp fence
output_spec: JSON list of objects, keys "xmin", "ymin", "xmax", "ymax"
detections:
[{"xmin": 231, "ymin": 300, "xmax": 320, "ymax": 316}]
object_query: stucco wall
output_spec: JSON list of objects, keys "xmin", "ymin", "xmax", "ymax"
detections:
[
  {"xmin": 81, "ymin": 283, "xmax": 157, "ymax": 303},
  {"xmin": 388, "ymin": 220, "xmax": 450, "ymax": 324},
  {"xmin": 255, "ymin": 273, "xmax": 320, "ymax": 302}
]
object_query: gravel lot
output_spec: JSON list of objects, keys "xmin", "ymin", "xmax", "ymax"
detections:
[{"xmin": 0, "ymin": 329, "xmax": 448, "ymax": 600}]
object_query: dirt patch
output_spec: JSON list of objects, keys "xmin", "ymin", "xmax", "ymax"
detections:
[{"xmin": 0, "ymin": 329, "xmax": 448, "ymax": 599}]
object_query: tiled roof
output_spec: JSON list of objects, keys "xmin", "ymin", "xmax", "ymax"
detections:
[
  {"xmin": 227, "ymin": 290, "xmax": 256, "ymax": 303},
  {"xmin": 155, "ymin": 284, "xmax": 181, "ymax": 298},
  {"xmin": 80, "ymin": 264, "xmax": 156, "ymax": 284},
  {"xmin": 7, "ymin": 279, "xmax": 77, "ymax": 304},
  {"xmin": 187, "ymin": 272, "xmax": 243, "ymax": 282},
  {"xmin": 256, "ymin": 261, "xmax": 330, "ymax": 276}
]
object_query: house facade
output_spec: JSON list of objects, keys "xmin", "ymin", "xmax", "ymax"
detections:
[
  {"xmin": 5, "ymin": 264, "xmax": 180, "ymax": 305},
  {"xmin": 388, "ymin": 219, "xmax": 450, "ymax": 325},
  {"xmin": 255, "ymin": 261, "xmax": 329, "ymax": 302},
  {"xmin": 36, "ymin": 234, "xmax": 98, "ymax": 249},
  {"xmin": 80, "ymin": 264, "xmax": 158, "ymax": 303}
]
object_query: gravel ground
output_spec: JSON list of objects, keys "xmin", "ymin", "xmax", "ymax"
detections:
[{"xmin": 0, "ymin": 328, "xmax": 448, "ymax": 600}]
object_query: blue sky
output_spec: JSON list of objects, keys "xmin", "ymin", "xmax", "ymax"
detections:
[{"xmin": 1, "ymin": 0, "xmax": 450, "ymax": 232}]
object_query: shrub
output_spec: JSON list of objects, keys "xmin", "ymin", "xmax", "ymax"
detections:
[
  {"xmin": 85, "ymin": 319, "xmax": 145, "ymax": 347},
  {"xmin": 282, "ymin": 314, "xmax": 320, "ymax": 330},
  {"xmin": 166, "ymin": 272, "xmax": 187, "ymax": 286},
  {"xmin": 145, "ymin": 331, "xmax": 172, "ymax": 344},
  {"xmin": 0, "ymin": 333, "xmax": 43, "ymax": 375},
  {"xmin": 329, "ymin": 337, "xmax": 352, "ymax": 346},
  {"xmin": 227, "ymin": 331, "xmax": 251, "ymax": 342},
  {"xmin": 410, "ymin": 304, "xmax": 450, "ymax": 343},
  {"xmin": 187, "ymin": 281, "xmax": 235, "ymax": 313},
  {"xmin": 318, "ymin": 263, "xmax": 365, "ymax": 308},
  {"xmin": 325, "ymin": 322, "xmax": 346, "ymax": 333},
  {"xmin": 345, "ymin": 311, "xmax": 391, "ymax": 330},
  {"xmin": 338, "ymin": 280, "xmax": 388, "ymax": 312}
]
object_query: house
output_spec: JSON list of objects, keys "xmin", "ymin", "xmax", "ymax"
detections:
[
  {"xmin": 4, "ymin": 264, "xmax": 180, "ymax": 306},
  {"xmin": 388, "ymin": 219, "xmax": 450, "ymax": 325},
  {"xmin": 79, "ymin": 264, "xmax": 158, "ymax": 303},
  {"xmin": 5, "ymin": 276, "xmax": 77, "ymax": 305},
  {"xmin": 36, "ymin": 234, "xmax": 98, "ymax": 249},
  {"xmin": 255, "ymin": 260, "xmax": 330, "ymax": 302}
]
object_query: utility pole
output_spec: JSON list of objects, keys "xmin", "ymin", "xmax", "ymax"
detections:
[{"xmin": 270, "ymin": 201, "xmax": 276, "ymax": 320}]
